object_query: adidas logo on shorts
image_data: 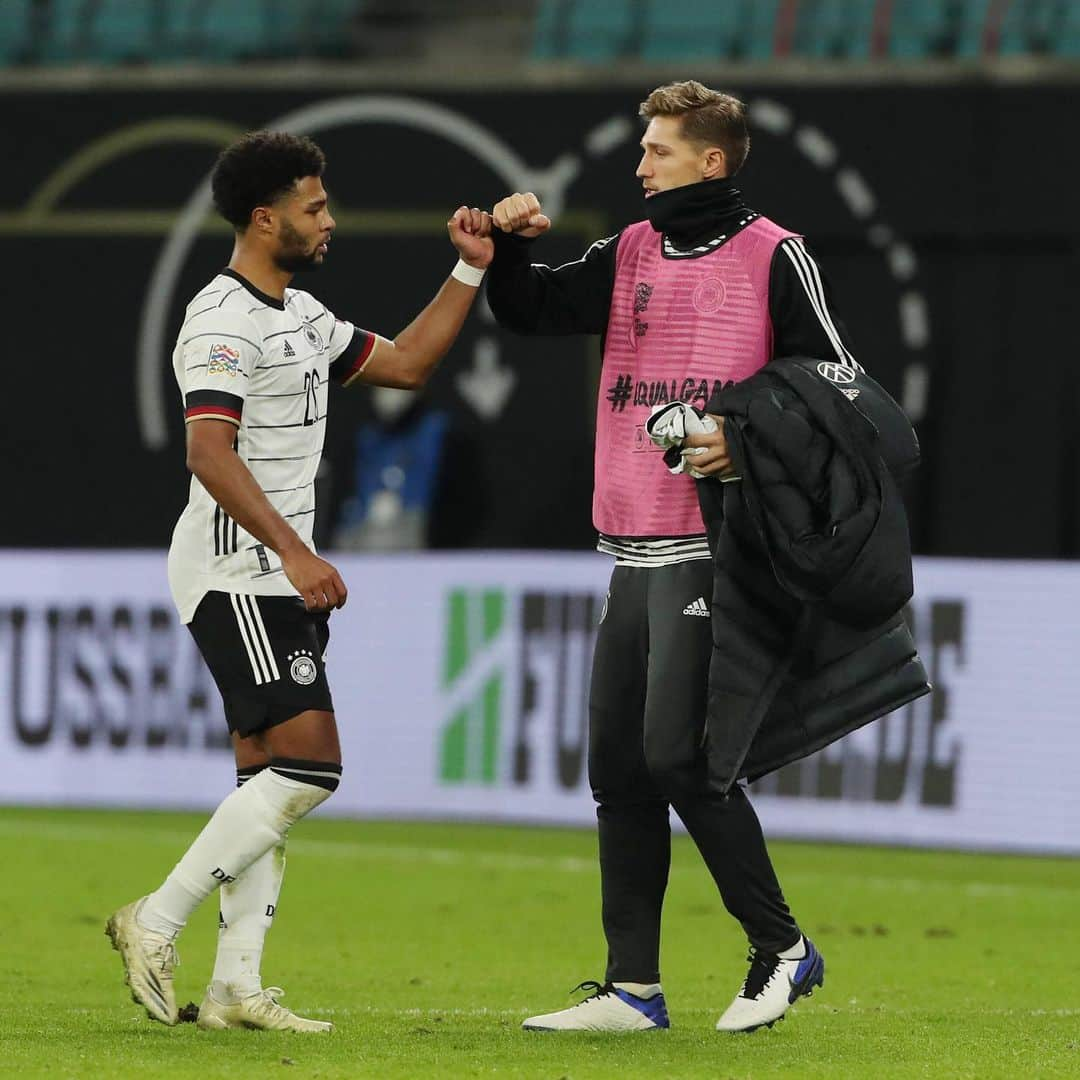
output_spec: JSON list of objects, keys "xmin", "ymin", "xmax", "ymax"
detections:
[{"xmin": 682, "ymin": 597, "xmax": 709, "ymax": 617}]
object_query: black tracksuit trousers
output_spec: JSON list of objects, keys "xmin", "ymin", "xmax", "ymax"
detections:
[{"xmin": 589, "ymin": 560, "xmax": 800, "ymax": 983}]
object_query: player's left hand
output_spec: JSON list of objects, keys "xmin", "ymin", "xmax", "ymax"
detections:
[
  {"xmin": 448, "ymin": 206, "xmax": 494, "ymax": 269},
  {"xmin": 682, "ymin": 415, "xmax": 737, "ymax": 478}
]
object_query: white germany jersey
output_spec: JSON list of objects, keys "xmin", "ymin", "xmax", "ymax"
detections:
[{"xmin": 168, "ymin": 269, "xmax": 376, "ymax": 623}]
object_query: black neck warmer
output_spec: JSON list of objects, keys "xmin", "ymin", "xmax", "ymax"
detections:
[{"xmin": 644, "ymin": 177, "xmax": 749, "ymax": 248}]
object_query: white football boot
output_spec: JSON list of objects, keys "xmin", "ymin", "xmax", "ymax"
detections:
[
  {"xmin": 716, "ymin": 935, "xmax": 825, "ymax": 1032},
  {"xmin": 523, "ymin": 981, "xmax": 670, "ymax": 1032},
  {"xmin": 105, "ymin": 897, "xmax": 179, "ymax": 1026},
  {"xmin": 196, "ymin": 986, "xmax": 333, "ymax": 1033}
]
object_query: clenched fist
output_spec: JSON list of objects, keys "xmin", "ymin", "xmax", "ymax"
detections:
[
  {"xmin": 281, "ymin": 546, "xmax": 348, "ymax": 611},
  {"xmin": 492, "ymin": 191, "xmax": 551, "ymax": 238},
  {"xmin": 447, "ymin": 206, "xmax": 494, "ymax": 268}
]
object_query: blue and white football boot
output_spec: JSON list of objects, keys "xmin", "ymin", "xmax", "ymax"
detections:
[
  {"xmin": 523, "ymin": 981, "xmax": 670, "ymax": 1032},
  {"xmin": 715, "ymin": 935, "xmax": 825, "ymax": 1032}
]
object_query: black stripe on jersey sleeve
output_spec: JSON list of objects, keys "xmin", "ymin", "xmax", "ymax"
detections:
[
  {"xmin": 329, "ymin": 329, "xmax": 377, "ymax": 385},
  {"xmin": 185, "ymin": 388, "xmax": 244, "ymax": 423}
]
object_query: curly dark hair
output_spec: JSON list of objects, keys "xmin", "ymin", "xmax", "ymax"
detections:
[{"xmin": 211, "ymin": 131, "xmax": 327, "ymax": 229}]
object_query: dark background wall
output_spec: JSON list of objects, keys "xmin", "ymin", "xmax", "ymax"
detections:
[{"xmin": 2, "ymin": 83, "xmax": 1077, "ymax": 556}]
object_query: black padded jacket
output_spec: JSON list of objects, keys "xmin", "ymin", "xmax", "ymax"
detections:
[{"xmin": 692, "ymin": 357, "xmax": 931, "ymax": 792}]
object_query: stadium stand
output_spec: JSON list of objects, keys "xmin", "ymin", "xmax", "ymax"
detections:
[
  {"xmin": 36, "ymin": 0, "xmax": 88, "ymax": 63},
  {"xmin": 199, "ymin": 0, "xmax": 271, "ymax": 62},
  {"xmin": 91, "ymin": 0, "xmax": 156, "ymax": 63},
  {"xmin": 530, "ymin": 0, "xmax": 1080, "ymax": 63},
  {"xmin": 888, "ymin": 0, "xmax": 953, "ymax": 58},
  {"xmin": 791, "ymin": 0, "xmax": 876, "ymax": 60},
  {"xmin": 532, "ymin": 0, "xmax": 639, "ymax": 61},
  {"xmin": 996, "ymin": 0, "xmax": 1069, "ymax": 55},
  {"xmin": 639, "ymin": 0, "xmax": 750, "ymax": 63},
  {"xmin": 0, "ymin": 0, "xmax": 32, "ymax": 65},
  {"xmin": 0, "ymin": 0, "xmax": 362, "ymax": 66},
  {"xmin": 1, "ymin": 0, "xmax": 1079, "ymax": 67}
]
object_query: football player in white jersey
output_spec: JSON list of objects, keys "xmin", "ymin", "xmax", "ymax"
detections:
[{"xmin": 106, "ymin": 131, "xmax": 494, "ymax": 1032}]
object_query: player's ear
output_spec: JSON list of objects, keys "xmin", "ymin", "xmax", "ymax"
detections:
[
  {"xmin": 251, "ymin": 205, "xmax": 274, "ymax": 236},
  {"xmin": 703, "ymin": 146, "xmax": 727, "ymax": 180}
]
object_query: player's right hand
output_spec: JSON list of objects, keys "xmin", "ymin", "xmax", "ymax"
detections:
[
  {"xmin": 492, "ymin": 192, "xmax": 551, "ymax": 238},
  {"xmin": 682, "ymin": 416, "xmax": 736, "ymax": 479},
  {"xmin": 448, "ymin": 205, "xmax": 494, "ymax": 268},
  {"xmin": 282, "ymin": 548, "xmax": 348, "ymax": 611}
]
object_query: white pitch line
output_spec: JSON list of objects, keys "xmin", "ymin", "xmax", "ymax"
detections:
[
  {"xmin": 272, "ymin": 1002, "xmax": 1080, "ymax": 1021},
  {"xmin": 800, "ymin": 1004, "xmax": 1080, "ymax": 1018},
  {"xmin": 0, "ymin": 818, "xmax": 600, "ymax": 873},
  {"xmin": 325, "ymin": 1006, "xmax": 539, "ymax": 1019},
  {"xmin": 294, "ymin": 836, "xmax": 597, "ymax": 874},
  {"xmin": 59, "ymin": 1002, "xmax": 1080, "ymax": 1021},
  {"xmin": 1, "ymin": 818, "xmax": 1076, "ymax": 897}
]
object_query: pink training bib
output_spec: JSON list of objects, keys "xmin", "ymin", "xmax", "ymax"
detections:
[{"xmin": 593, "ymin": 215, "xmax": 798, "ymax": 538}]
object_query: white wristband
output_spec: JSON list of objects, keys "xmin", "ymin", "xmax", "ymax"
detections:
[{"xmin": 451, "ymin": 259, "xmax": 486, "ymax": 287}]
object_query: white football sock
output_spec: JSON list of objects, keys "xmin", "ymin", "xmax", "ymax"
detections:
[
  {"xmin": 778, "ymin": 936, "xmax": 806, "ymax": 960},
  {"xmin": 209, "ymin": 767, "xmax": 286, "ymax": 1003},
  {"xmin": 613, "ymin": 981, "xmax": 663, "ymax": 999},
  {"xmin": 210, "ymin": 839, "xmax": 286, "ymax": 1002},
  {"xmin": 138, "ymin": 767, "xmax": 333, "ymax": 938}
]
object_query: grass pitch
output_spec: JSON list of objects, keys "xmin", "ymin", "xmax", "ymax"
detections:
[{"xmin": 0, "ymin": 807, "xmax": 1077, "ymax": 1079}]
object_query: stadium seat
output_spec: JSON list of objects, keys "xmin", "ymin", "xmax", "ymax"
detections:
[
  {"xmin": 794, "ymin": 0, "xmax": 876, "ymax": 60},
  {"xmin": 301, "ymin": 0, "xmax": 361, "ymax": 56},
  {"xmin": 640, "ymin": 0, "xmax": 744, "ymax": 62},
  {"xmin": 0, "ymin": 0, "xmax": 31, "ymax": 65},
  {"xmin": 199, "ymin": 0, "xmax": 272, "ymax": 60},
  {"xmin": 888, "ymin": 0, "xmax": 951, "ymax": 59},
  {"xmin": 191, "ymin": 0, "xmax": 358, "ymax": 61},
  {"xmin": 532, "ymin": 0, "xmax": 563, "ymax": 59},
  {"xmin": 742, "ymin": 0, "xmax": 783, "ymax": 60},
  {"xmin": 157, "ymin": 0, "xmax": 201, "ymax": 61},
  {"xmin": 36, "ymin": 0, "xmax": 91, "ymax": 63},
  {"xmin": 954, "ymin": 0, "xmax": 993, "ymax": 58},
  {"xmin": 90, "ymin": 0, "xmax": 156, "ymax": 64},
  {"xmin": 532, "ymin": 0, "xmax": 638, "ymax": 62},
  {"xmin": 997, "ymin": 0, "xmax": 1057, "ymax": 56},
  {"xmin": 260, "ymin": 0, "xmax": 310, "ymax": 58},
  {"xmin": 1057, "ymin": 1, "xmax": 1080, "ymax": 56}
]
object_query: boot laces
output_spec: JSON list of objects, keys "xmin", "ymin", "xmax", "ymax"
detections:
[
  {"xmin": 568, "ymin": 980, "xmax": 616, "ymax": 1005},
  {"xmin": 247, "ymin": 987, "xmax": 294, "ymax": 1020},
  {"xmin": 741, "ymin": 948, "xmax": 782, "ymax": 1000}
]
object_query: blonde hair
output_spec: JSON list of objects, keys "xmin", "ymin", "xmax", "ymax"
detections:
[{"xmin": 639, "ymin": 81, "xmax": 750, "ymax": 175}]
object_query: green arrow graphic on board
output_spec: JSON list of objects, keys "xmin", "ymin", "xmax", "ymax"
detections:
[{"xmin": 439, "ymin": 588, "xmax": 505, "ymax": 785}]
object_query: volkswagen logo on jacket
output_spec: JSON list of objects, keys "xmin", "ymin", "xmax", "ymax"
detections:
[{"xmin": 816, "ymin": 361, "xmax": 857, "ymax": 384}]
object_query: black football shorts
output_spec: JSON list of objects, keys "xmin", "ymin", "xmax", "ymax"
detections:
[{"xmin": 188, "ymin": 590, "xmax": 334, "ymax": 737}]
